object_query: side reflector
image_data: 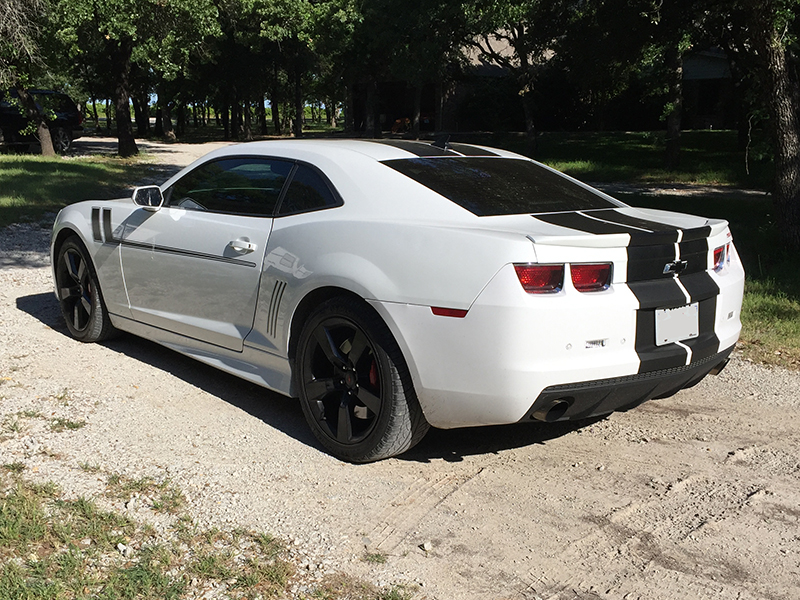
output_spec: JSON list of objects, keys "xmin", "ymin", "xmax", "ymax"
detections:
[
  {"xmin": 514, "ymin": 264, "xmax": 564, "ymax": 293},
  {"xmin": 571, "ymin": 263, "xmax": 612, "ymax": 292},
  {"xmin": 431, "ymin": 307, "xmax": 468, "ymax": 318}
]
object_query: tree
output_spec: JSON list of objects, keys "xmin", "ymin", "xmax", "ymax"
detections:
[{"xmin": 0, "ymin": 0, "xmax": 56, "ymax": 155}]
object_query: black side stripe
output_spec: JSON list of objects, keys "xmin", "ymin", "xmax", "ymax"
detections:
[
  {"xmin": 91, "ymin": 208, "xmax": 102, "ymax": 242},
  {"xmin": 267, "ymin": 280, "xmax": 287, "ymax": 338},
  {"xmin": 102, "ymin": 208, "xmax": 114, "ymax": 242},
  {"xmin": 118, "ymin": 239, "xmax": 256, "ymax": 267}
]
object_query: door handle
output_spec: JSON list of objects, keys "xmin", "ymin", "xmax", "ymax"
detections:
[{"xmin": 229, "ymin": 238, "xmax": 256, "ymax": 253}]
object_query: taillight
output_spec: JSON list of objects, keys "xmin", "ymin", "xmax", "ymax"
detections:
[
  {"xmin": 571, "ymin": 263, "xmax": 612, "ymax": 292},
  {"xmin": 713, "ymin": 244, "xmax": 729, "ymax": 272},
  {"xmin": 514, "ymin": 264, "xmax": 564, "ymax": 293}
]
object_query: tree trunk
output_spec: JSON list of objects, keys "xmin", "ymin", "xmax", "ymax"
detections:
[
  {"xmin": 664, "ymin": 44, "xmax": 684, "ymax": 170},
  {"xmin": 243, "ymin": 100, "xmax": 253, "ymax": 141},
  {"xmin": 366, "ymin": 78, "xmax": 380, "ymax": 138},
  {"xmin": 293, "ymin": 55, "xmax": 303, "ymax": 138},
  {"xmin": 14, "ymin": 85, "xmax": 55, "ymax": 156},
  {"xmin": 109, "ymin": 37, "xmax": 138, "ymax": 157},
  {"xmin": 161, "ymin": 103, "xmax": 175, "ymax": 141},
  {"xmin": 412, "ymin": 85, "xmax": 422, "ymax": 139},
  {"xmin": 520, "ymin": 90, "xmax": 537, "ymax": 157},
  {"xmin": 91, "ymin": 99, "xmax": 99, "ymax": 130},
  {"xmin": 752, "ymin": 2, "xmax": 800, "ymax": 252},
  {"xmin": 105, "ymin": 99, "xmax": 112, "ymax": 131},
  {"xmin": 258, "ymin": 96, "xmax": 268, "ymax": 135},
  {"xmin": 344, "ymin": 82, "xmax": 354, "ymax": 133},
  {"xmin": 221, "ymin": 102, "xmax": 230, "ymax": 140}
]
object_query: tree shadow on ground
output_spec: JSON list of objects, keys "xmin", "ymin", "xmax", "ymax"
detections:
[{"xmin": 16, "ymin": 290, "xmax": 598, "ymax": 463}]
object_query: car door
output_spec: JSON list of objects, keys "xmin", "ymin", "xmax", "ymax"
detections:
[{"xmin": 119, "ymin": 156, "xmax": 294, "ymax": 351}]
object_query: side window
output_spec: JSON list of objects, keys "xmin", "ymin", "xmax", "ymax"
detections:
[
  {"xmin": 165, "ymin": 157, "xmax": 293, "ymax": 216},
  {"xmin": 277, "ymin": 164, "xmax": 341, "ymax": 216}
]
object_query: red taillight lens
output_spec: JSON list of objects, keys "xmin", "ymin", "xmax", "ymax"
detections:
[
  {"xmin": 571, "ymin": 263, "xmax": 612, "ymax": 292},
  {"xmin": 431, "ymin": 307, "xmax": 468, "ymax": 318},
  {"xmin": 514, "ymin": 264, "xmax": 564, "ymax": 293},
  {"xmin": 713, "ymin": 244, "xmax": 728, "ymax": 272}
]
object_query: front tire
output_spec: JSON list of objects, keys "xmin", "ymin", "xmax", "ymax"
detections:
[
  {"xmin": 55, "ymin": 236, "xmax": 116, "ymax": 342},
  {"xmin": 296, "ymin": 296, "xmax": 429, "ymax": 463}
]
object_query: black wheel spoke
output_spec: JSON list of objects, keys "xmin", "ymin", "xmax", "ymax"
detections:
[
  {"xmin": 314, "ymin": 325, "xmax": 347, "ymax": 369},
  {"xmin": 337, "ymin": 397, "xmax": 353, "ymax": 443},
  {"xmin": 72, "ymin": 304, "xmax": 82, "ymax": 330},
  {"xmin": 348, "ymin": 329, "xmax": 369, "ymax": 365},
  {"xmin": 80, "ymin": 295, "xmax": 92, "ymax": 316},
  {"xmin": 305, "ymin": 377, "xmax": 337, "ymax": 401},
  {"xmin": 356, "ymin": 388, "xmax": 381, "ymax": 415},
  {"xmin": 60, "ymin": 286, "xmax": 80, "ymax": 300},
  {"xmin": 77, "ymin": 257, "xmax": 87, "ymax": 282},
  {"xmin": 65, "ymin": 252, "xmax": 79, "ymax": 281}
]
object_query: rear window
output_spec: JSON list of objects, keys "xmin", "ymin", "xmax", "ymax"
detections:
[{"xmin": 383, "ymin": 157, "xmax": 618, "ymax": 216}]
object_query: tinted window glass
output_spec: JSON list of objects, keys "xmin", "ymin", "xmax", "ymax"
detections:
[
  {"xmin": 277, "ymin": 164, "xmax": 340, "ymax": 215},
  {"xmin": 383, "ymin": 157, "xmax": 618, "ymax": 216},
  {"xmin": 166, "ymin": 158, "xmax": 293, "ymax": 216}
]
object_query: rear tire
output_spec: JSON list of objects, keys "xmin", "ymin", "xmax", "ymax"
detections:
[
  {"xmin": 55, "ymin": 236, "xmax": 117, "ymax": 342},
  {"xmin": 296, "ymin": 296, "xmax": 429, "ymax": 462},
  {"xmin": 51, "ymin": 127, "xmax": 72, "ymax": 154}
]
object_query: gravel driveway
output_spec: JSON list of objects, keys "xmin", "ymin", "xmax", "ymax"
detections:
[{"xmin": 2, "ymin": 141, "xmax": 799, "ymax": 599}]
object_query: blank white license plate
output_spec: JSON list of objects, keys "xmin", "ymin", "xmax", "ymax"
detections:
[{"xmin": 655, "ymin": 303, "xmax": 699, "ymax": 347}]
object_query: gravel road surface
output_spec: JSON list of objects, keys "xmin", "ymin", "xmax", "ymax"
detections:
[{"xmin": 2, "ymin": 140, "xmax": 799, "ymax": 599}]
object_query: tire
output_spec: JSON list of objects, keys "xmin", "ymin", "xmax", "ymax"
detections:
[
  {"xmin": 51, "ymin": 127, "xmax": 72, "ymax": 154},
  {"xmin": 55, "ymin": 236, "xmax": 117, "ymax": 342},
  {"xmin": 296, "ymin": 296, "xmax": 429, "ymax": 463}
]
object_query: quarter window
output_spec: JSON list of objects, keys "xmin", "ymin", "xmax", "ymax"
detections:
[
  {"xmin": 277, "ymin": 164, "xmax": 340, "ymax": 215},
  {"xmin": 165, "ymin": 157, "xmax": 294, "ymax": 216}
]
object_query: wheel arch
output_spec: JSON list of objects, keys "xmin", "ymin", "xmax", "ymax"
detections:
[{"xmin": 287, "ymin": 286, "xmax": 419, "ymax": 401}]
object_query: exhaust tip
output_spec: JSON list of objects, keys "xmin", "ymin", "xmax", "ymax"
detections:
[
  {"xmin": 709, "ymin": 358, "xmax": 730, "ymax": 376},
  {"xmin": 531, "ymin": 399, "xmax": 571, "ymax": 422}
]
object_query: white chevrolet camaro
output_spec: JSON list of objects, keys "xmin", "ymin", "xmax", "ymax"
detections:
[{"xmin": 51, "ymin": 139, "xmax": 744, "ymax": 462}]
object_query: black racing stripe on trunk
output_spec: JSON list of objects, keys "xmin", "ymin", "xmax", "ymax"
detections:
[
  {"xmin": 680, "ymin": 226, "xmax": 712, "ymax": 242},
  {"xmin": 589, "ymin": 209, "xmax": 679, "ymax": 232},
  {"xmin": 684, "ymin": 297, "xmax": 720, "ymax": 361},
  {"xmin": 448, "ymin": 143, "xmax": 500, "ymax": 156},
  {"xmin": 91, "ymin": 208, "xmax": 102, "ymax": 242},
  {"xmin": 679, "ymin": 238, "xmax": 708, "ymax": 275},
  {"xmin": 534, "ymin": 212, "xmax": 638, "ymax": 235},
  {"xmin": 635, "ymin": 310, "xmax": 689, "ymax": 372},
  {"xmin": 627, "ymin": 244, "xmax": 678, "ymax": 283},
  {"xmin": 628, "ymin": 279, "xmax": 687, "ymax": 310},
  {"xmin": 102, "ymin": 208, "xmax": 114, "ymax": 243},
  {"xmin": 680, "ymin": 271, "xmax": 720, "ymax": 303}
]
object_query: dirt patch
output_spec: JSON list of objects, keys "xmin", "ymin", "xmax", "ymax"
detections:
[{"xmin": 2, "ymin": 145, "xmax": 799, "ymax": 599}]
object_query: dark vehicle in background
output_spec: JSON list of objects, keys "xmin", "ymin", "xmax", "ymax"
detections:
[{"xmin": 0, "ymin": 89, "xmax": 84, "ymax": 153}]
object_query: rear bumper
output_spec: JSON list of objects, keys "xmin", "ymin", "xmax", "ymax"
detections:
[{"xmin": 521, "ymin": 346, "xmax": 733, "ymax": 423}]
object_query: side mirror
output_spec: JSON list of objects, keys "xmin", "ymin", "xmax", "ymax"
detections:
[{"xmin": 132, "ymin": 185, "xmax": 164, "ymax": 211}]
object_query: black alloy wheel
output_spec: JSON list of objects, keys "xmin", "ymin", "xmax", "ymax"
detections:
[
  {"xmin": 55, "ymin": 236, "xmax": 115, "ymax": 342},
  {"xmin": 297, "ymin": 297, "xmax": 429, "ymax": 462}
]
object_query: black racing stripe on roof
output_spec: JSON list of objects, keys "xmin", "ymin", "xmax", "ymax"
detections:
[
  {"xmin": 447, "ymin": 143, "xmax": 500, "ymax": 156},
  {"xmin": 368, "ymin": 139, "xmax": 459, "ymax": 157},
  {"xmin": 534, "ymin": 212, "xmax": 639, "ymax": 235}
]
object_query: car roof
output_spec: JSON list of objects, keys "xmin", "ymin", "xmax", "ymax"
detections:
[{"xmin": 197, "ymin": 138, "xmax": 526, "ymax": 164}]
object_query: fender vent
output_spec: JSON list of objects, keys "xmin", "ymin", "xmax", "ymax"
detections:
[{"xmin": 267, "ymin": 280, "xmax": 287, "ymax": 338}]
